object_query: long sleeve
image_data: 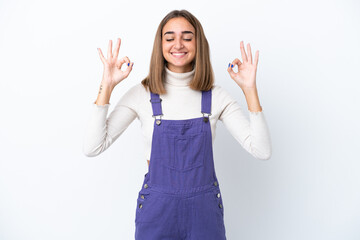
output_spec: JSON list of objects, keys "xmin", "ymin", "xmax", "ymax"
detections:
[
  {"xmin": 82, "ymin": 85, "xmax": 139, "ymax": 157},
  {"xmin": 217, "ymin": 86, "xmax": 272, "ymax": 160}
]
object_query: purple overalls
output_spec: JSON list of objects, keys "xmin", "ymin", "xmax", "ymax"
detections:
[{"xmin": 134, "ymin": 89, "xmax": 227, "ymax": 240}]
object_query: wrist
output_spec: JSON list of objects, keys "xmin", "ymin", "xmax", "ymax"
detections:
[
  {"xmin": 100, "ymin": 82, "xmax": 115, "ymax": 92},
  {"xmin": 241, "ymin": 86, "xmax": 258, "ymax": 94},
  {"xmin": 248, "ymin": 106, "xmax": 263, "ymax": 112},
  {"xmin": 242, "ymin": 87, "xmax": 262, "ymax": 112}
]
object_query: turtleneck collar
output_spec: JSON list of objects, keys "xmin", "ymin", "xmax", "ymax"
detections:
[{"xmin": 164, "ymin": 65, "xmax": 195, "ymax": 87}]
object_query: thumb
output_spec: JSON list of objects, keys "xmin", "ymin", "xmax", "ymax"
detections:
[
  {"xmin": 124, "ymin": 62, "xmax": 134, "ymax": 76},
  {"xmin": 227, "ymin": 63, "xmax": 236, "ymax": 79}
]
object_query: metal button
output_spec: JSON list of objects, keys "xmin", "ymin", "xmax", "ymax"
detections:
[
  {"xmin": 203, "ymin": 117, "xmax": 209, "ymax": 123},
  {"xmin": 217, "ymin": 193, "xmax": 221, "ymax": 198},
  {"xmin": 156, "ymin": 120, "xmax": 161, "ymax": 125},
  {"xmin": 144, "ymin": 183, "xmax": 148, "ymax": 189},
  {"xmin": 140, "ymin": 195, "xmax": 144, "ymax": 199},
  {"xmin": 139, "ymin": 204, "xmax": 143, "ymax": 209},
  {"xmin": 214, "ymin": 181, "xmax": 218, "ymax": 186},
  {"xmin": 219, "ymin": 203, "xmax": 223, "ymax": 209}
]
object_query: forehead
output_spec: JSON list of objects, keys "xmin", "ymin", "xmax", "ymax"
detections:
[{"xmin": 162, "ymin": 17, "xmax": 195, "ymax": 34}]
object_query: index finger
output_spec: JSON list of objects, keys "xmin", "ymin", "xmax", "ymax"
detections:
[{"xmin": 232, "ymin": 58, "xmax": 242, "ymax": 69}]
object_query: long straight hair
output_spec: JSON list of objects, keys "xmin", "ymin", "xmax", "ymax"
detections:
[{"xmin": 141, "ymin": 10, "xmax": 214, "ymax": 94}]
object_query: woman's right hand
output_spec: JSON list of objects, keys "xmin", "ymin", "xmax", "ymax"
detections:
[{"xmin": 97, "ymin": 38, "xmax": 134, "ymax": 89}]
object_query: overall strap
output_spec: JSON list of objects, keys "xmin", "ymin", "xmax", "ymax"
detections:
[
  {"xmin": 150, "ymin": 92, "xmax": 163, "ymax": 117},
  {"xmin": 150, "ymin": 89, "xmax": 211, "ymax": 123},
  {"xmin": 201, "ymin": 89, "xmax": 212, "ymax": 115}
]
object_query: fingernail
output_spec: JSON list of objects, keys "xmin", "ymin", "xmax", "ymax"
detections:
[
  {"xmin": 231, "ymin": 64, "xmax": 234, "ymax": 68},
  {"xmin": 132, "ymin": 62, "xmax": 134, "ymax": 66},
  {"xmin": 228, "ymin": 63, "xmax": 230, "ymax": 68},
  {"xmin": 127, "ymin": 63, "xmax": 129, "ymax": 66}
]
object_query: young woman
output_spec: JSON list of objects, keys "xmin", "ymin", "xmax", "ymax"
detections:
[{"xmin": 83, "ymin": 9, "xmax": 271, "ymax": 240}]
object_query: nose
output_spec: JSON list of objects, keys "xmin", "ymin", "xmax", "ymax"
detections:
[{"xmin": 174, "ymin": 39, "xmax": 184, "ymax": 50}]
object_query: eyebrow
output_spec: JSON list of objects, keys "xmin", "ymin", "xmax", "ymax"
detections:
[{"xmin": 163, "ymin": 31, "xmax": 194, "ymax": 36}]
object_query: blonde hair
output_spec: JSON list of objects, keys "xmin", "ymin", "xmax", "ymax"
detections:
[{"xmin": 141, "ymin": 9, "xmax": 214, "ymax": 94}]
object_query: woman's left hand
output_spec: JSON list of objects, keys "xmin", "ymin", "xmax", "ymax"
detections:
[{"xmin": 227, "ymin": 41, "xmax": 259, "ymax": 91}]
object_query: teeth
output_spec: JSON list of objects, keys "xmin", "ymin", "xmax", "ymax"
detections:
[{"xmin": 172, "ymin": 53, "xmax": 186, "ymax": 55}]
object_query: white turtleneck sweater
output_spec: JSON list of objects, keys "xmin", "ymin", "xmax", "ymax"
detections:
[{"xmin": 83, "ymin": 66, "xmax": 272, "ymax": 161}]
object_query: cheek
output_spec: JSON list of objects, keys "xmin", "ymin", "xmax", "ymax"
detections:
[
  {"xmin": 189, "ymin": 42, "xmax": 196, "ymax": 53},
  {"xmin": 162, "ymin": 42, "xmax": 168, "ymax": 52},
  {"xmin": 190, "ymin": 46, "xmax": 196, "ymax": 56}
]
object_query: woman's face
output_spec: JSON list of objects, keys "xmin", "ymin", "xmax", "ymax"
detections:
[{"xmin": 162, "ymin": 17, "xmax": 196, "ymax": 73}]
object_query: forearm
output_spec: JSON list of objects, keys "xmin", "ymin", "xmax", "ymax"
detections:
[
  {"xmin": 94, "ymin": 82, "xmax": 114, "ymax": 106},
  {"xmin": 242, "ymin": 87, "xmax": 262, "ymax": 112}
]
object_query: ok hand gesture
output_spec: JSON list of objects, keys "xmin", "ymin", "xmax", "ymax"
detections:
[
  {"xmin": 97, "ymin": 38, "xmax": 134, "ymax": 89},
  {"xmin": 227, "ymin": 41, "xmax": 259, "ymax": 91}
]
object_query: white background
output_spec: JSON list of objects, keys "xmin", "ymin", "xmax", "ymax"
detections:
[{"xmin": 0, "ymin": 0, "xmax": 359, "ymax": 239}]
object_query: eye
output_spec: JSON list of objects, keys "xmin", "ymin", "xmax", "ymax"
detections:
[{"xmin": 165, "ymin": 39, "xmax": 192, "ymax": 42}]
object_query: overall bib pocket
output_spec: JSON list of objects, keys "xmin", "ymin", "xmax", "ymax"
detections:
[
  {"xmin": 159, "ymin": 130, "xmax": 206, "ymax": 172},
  {"xmin": 174, "ymin": 131, "xmax": 206, "ymax": 172}
]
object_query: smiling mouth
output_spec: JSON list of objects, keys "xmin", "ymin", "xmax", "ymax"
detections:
[
  {"xmin": 171, "ymin": 52, "xmax": 187, "ymax": 58},
  {"xmin": 171, "ymin": 52, "xmax": 187, "ymax": 56}
]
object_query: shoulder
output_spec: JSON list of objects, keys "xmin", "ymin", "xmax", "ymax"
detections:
[
  {"xmin": 120, "ymin": 82, "xmax": 149, "ymax": 99},
  {"xmin": 212, "ymin": 83, "xmax": 241, "ymax": 110},
  {"xmin": 211, "ymin": 84, "xmax": 244, "ymax": 120},
  {"xmin": 212, "ymin": 84, "xmax": 225, "ymax": 94},
  {"xmin": 125, "ymin": 82, "xmax": 148, "ymax": 95},
  {"xmin": 211, "ymin": 84, "xmax": 235, "ymax": 102},
  {"xmin": 115, "ymin": 82, "xmax": 149, "ymax": 108}
]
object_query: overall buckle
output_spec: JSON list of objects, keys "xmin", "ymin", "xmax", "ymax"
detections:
[
  {"xmin": 152, "ymin": 114, "xmax": 163, "ymax": 125},
  {"xmin": 202, "ymin": 112, "xmax": 212, "ymax": 123}
]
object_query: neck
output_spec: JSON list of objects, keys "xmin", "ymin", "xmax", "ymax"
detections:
[{"xmin": 164, "ymin": 65, "xmax": 195, "ymax": 87}]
